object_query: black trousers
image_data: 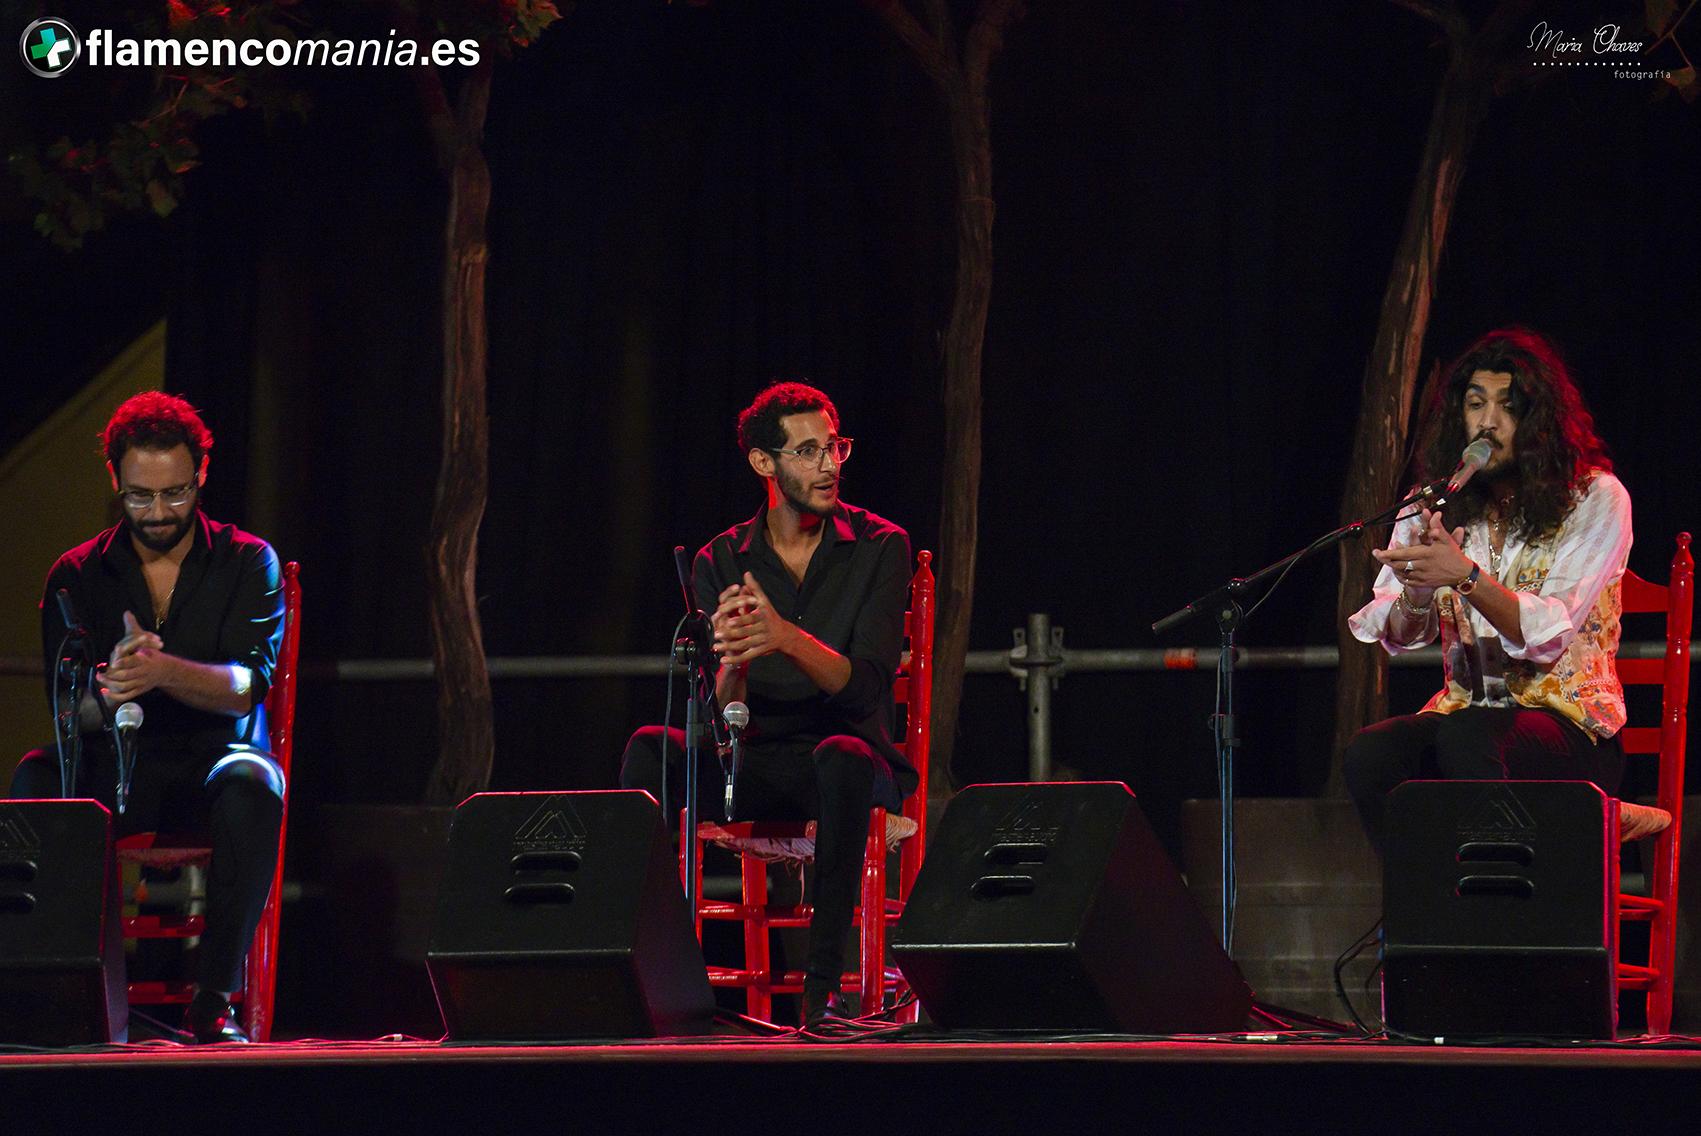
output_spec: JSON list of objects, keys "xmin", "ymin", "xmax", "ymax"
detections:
[
  {"xmin": 10, "ymin": 736, "xmax": 284, "ymax": 994},
  {"xmin": 1342, "ymin": 706, "xmax": 1625, "ymax": 856},
  {"xmin": 620, "ymin": 726, "xmax": 900, "ymax": 993}
]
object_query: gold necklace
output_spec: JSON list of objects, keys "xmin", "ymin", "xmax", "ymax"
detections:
[
  {"xmin": 1487, "ymin": 499, "xmax": 1515, "ymax": 578},
  {"xmin": 154, "ymin": 586, "xmax": 175, "ymax": 630}
]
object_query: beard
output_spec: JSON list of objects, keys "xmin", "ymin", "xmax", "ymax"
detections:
[
  {"xmin": 775, "ymin": 463, "xmax": 838, "ymax": 518},
  {"xmin": 1481, "ymin": 450, "xmax": 1519, "ymax": 485},
  {"xmin": 126, "ymin": 511, "xmax": 195, "ymax": 553}
]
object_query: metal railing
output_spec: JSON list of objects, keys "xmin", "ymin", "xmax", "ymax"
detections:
[{"xmin": 2, "ymin": 621, "xmax": 1677, "ymax": 780}]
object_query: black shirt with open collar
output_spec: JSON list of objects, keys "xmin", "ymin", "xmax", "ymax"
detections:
[
  {"xmin": 693, "ymin": 500, "xmax": 916, "ymax": 800},
  {"xmin": 40, "ymin": 512, "xmax": 285, "ymax": 753}
]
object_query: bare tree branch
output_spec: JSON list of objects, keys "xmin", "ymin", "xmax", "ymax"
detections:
[
  {"xmin": 921, "ymin": 0, "xmax": 960, "ymax": 69},
  {"xmin": 456, "ymin": 56, "xmax": 495, "ymax": 139},
  {"xmin": 964, "ymin": 0, "xmax": 1024, "ymax": 101},
  {"xmin": 1389, "ymin": 0, "xmax": 1469, "ymax": 40},
  {"xmin": 868, "ymin": 0, "xmax": 954, "ymax": 89},
  {"xmin": 413, "ymin": 64, "xmax": 459, "ymax": 173},
  {"xmin": 1649, "ymin": 0, "xmax": 1700, "ymax": 51}
]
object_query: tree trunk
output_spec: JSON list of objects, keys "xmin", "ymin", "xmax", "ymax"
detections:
[
  {"xmin": 1329, "ymin": 2, "xmax": 1526, "ymax": 793},
  {"xmin": 874, "ymin": 0, "xmax": 1023, "ymax": 796},
  {"xmin": 423, "ymin": 65, "xmax": 497, "ymax": 805},
  {"xmin": 929, "ymin": 83, "xmax": 997, "ymax": 796}
]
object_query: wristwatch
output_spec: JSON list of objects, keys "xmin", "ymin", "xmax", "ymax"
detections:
[{"xmin": 1455, "ymin": 562, "xmax": 1481, "ymax": 596}]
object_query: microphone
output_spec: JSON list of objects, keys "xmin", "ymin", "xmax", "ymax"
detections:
[
  {"xmin": 722, "ymin": 701, "xmax": 749, "ymax": 818},
  {"xmin": 115, "ymin": 701, "xmax": 142, "ymax": 736},
  {"xmin": 1446, "ymin": 437, "xmax": 1495, "ymax": 494},
  {"xmin": 114, "ymin": 702, "xmax": 142, "ymax": 816}
]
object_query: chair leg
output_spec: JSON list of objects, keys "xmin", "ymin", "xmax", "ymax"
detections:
[
  {"xmin": 240, "ymin": 907, "xmax": 269, "ymax": 1042},
  {"xmin": 1649, "ymin": 829, "xmax": 1678, "ymax": 1036},
  {"xmin": 741, "ymin": 852, "xmax": 772, "ymax": 1022},
  {"xmin": 858, "ymin": 809, "xmax": 887, "ymax": 1016}
]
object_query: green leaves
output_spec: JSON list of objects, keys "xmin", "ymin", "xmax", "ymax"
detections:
[
  {"xmin": 11, "ymin": 1, "xmax": 301, "ymax": 248},
  {"xmin": 145, "ymin": 180, "xmax": 178, "ymax": 217},
  {"xmin": 12, "ymin": 0, "xmax": 566, "ymax": 249}
]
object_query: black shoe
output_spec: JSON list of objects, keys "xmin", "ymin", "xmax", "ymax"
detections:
[
  {"xmin": 185, "ymin": 989, "xmax": 250, "ymax": 1044},
  {"xmin": 802, "ymin": 980, "xmax": 850, "ymax": 1026}
]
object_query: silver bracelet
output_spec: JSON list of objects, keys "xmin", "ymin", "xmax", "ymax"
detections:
[{"xmin": 1396, "ymin": 590, "xmax": 1433, "ymax": 618}]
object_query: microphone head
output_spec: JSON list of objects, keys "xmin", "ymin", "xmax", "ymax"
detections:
[
  {"xmin": 115, "ymin": 702, "xmax": 143, "ymax": 730},
  {"xmin": 1447, "ymin": 436, "xmax": 1497, "ymax": 493},
  {"xmin": 723, "ymin": 701, "xmax": 750, "ymax": 730},
  {"xmin": 1460, "ymin": 436, "xmax": 1494, "ymax": 471}
]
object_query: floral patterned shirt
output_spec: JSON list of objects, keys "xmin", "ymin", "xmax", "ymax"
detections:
[{"xmin": 1348, "ymin": 471, "xmax": 1632, "ymax": 740}]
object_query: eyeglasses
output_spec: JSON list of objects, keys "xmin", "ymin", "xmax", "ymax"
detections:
[
  {"xmin": 120, "ymin": 482, "xmax": 198, "ymax": 511},
  {"xmin": 767, "ymin": 437, "xmax": 853, "ymax": 467}
]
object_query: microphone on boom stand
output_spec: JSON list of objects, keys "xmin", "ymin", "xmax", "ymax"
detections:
[
  {"xmin": 51, "ymin": 588, "xmax": 114, "ymax": 798},
  {"xmin": 669, "ymin": 544, "xmax": 725, "ymax": 917},
  {"xmin": 1418, "ymin": 436, "xmax": 1495, "ymax": 506}
]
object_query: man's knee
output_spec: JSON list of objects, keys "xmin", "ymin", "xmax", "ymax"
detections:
[
  {"xmin": 620, "ymin": 725, "xmax": 670, "ymax": 792},
  {"xmin": 812, "ymin": 735, "xmax": 876, "ymax": 772},
  {"xmin": 1341, "ymin": 725, "xmax": 1399, "ymax": 799},
  {"xmin": 9, "ymin": 748, "xmax": 61, "ymax": 799},
  {"xmin": 1432, "ymin": 711, "xmax": 1503, "ymax": 778},
  {"xmin": 205, "ymin": 748, "xmax": 286, "ymax": 803},
  {"xmin": 811, "ymin": 736, "xmax": 883, "ymax": 810}
]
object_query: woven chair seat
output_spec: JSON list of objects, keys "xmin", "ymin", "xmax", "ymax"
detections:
[
  {"xmin": 1620, "ymin": 800, "xmax": 1672, "ymax": 842},
  {"xmin": 700, "ymin": 813, "xmax": 920, "ymax": 863}
]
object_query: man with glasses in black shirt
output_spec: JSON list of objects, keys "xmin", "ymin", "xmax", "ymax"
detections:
[
  {"xmin": 9, "ymin": 393, "xmax": 285, "ymax": 1043},
  {"xmin": 620, "ymin": 382, "xmax": 914, "ymax": 1025}
]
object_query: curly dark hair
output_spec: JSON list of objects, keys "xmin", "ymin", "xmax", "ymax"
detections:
[
  {"xmin": 735, "ymin": 381, "xmax": 839, "ymax": 453},
  {"xmin": 1412, "ymin": 327, "xmax": 1611, "ymax": 542},
  {"xmin": 102, "ymin": 391, "xmax": 215, "ymax": 473}
]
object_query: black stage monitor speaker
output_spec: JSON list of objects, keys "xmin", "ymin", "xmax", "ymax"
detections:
[
  {"xmin": 891, "ymin": 781, "xmax": 1251, "ymax": 1033},
  {"xmin": 427, "ymin": 790, "xmax": 713, "ymax": 1040},
  {"xmin": 1383, "ymin": 779, "xmax": 1615, "ymax": 1040},
  {"xmin": 0, "ymin": 800, "xmax": 127, "ymax": 1045}
]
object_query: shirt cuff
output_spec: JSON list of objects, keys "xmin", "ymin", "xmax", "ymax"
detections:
[{"xmin": 1348, "ymin": 593, "xmax": 1434, "ymax": 654}]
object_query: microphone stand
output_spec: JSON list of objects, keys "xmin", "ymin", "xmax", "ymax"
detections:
[
  {"xmin": 53, "ymin": 596, "xmax": 123, "ymax": 802},
  {"xmin": 670, "ymin": 548, "xmax": 726, "ymax": 922},
  {"xmin": 1151, "ymin": 475, "xmax": 1457, "ymax": 955}
]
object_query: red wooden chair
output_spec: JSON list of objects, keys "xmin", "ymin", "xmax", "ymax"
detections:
[
  {"xmin": 1612, "ymin": 534, "xmax": 1692, "ymax": 1035},
  {"xmin": 684, "ymin": 551, "xmax": 935, "ymax": 1023},
  {"xmin": 118, "ymin": 560, "xmax": 301, "ymax": 1042}
]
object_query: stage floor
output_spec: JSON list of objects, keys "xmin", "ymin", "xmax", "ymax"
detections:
[{"xmin": 6, "ymin": 1031, "xmax": 1701, "ymax": 1134}]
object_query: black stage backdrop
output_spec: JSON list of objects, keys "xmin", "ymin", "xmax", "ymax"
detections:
[{"xmin": 5, "ymin": 1, "xmax": 1697, "ymax": 855}]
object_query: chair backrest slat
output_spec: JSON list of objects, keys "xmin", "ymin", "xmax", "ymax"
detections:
[
  {"xmin": 897, "ymin": 551, "xmax": 935, "ymax": 900},
  {"xmin": 1610, "ymin": 534, "xmax": 1691, "ymax": 1035}
]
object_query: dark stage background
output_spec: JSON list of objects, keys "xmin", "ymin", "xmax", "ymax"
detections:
[{"xmin": 5, "ymin": 0, "xmax": 1698, "ymax": 861}]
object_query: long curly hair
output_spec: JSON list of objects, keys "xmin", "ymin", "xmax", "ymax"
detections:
[{"xmin": 1412, "ymin": 327, "xmax": 1611, "ymax": 542}]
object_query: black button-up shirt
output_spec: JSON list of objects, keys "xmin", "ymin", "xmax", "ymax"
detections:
[
  {"xmin": 40, "ymin": 513, "xmax": 285, "ymax": 752},
  {"xmin": 693, "ymin": 501, "xmax": 915, "ymax": 799}
]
